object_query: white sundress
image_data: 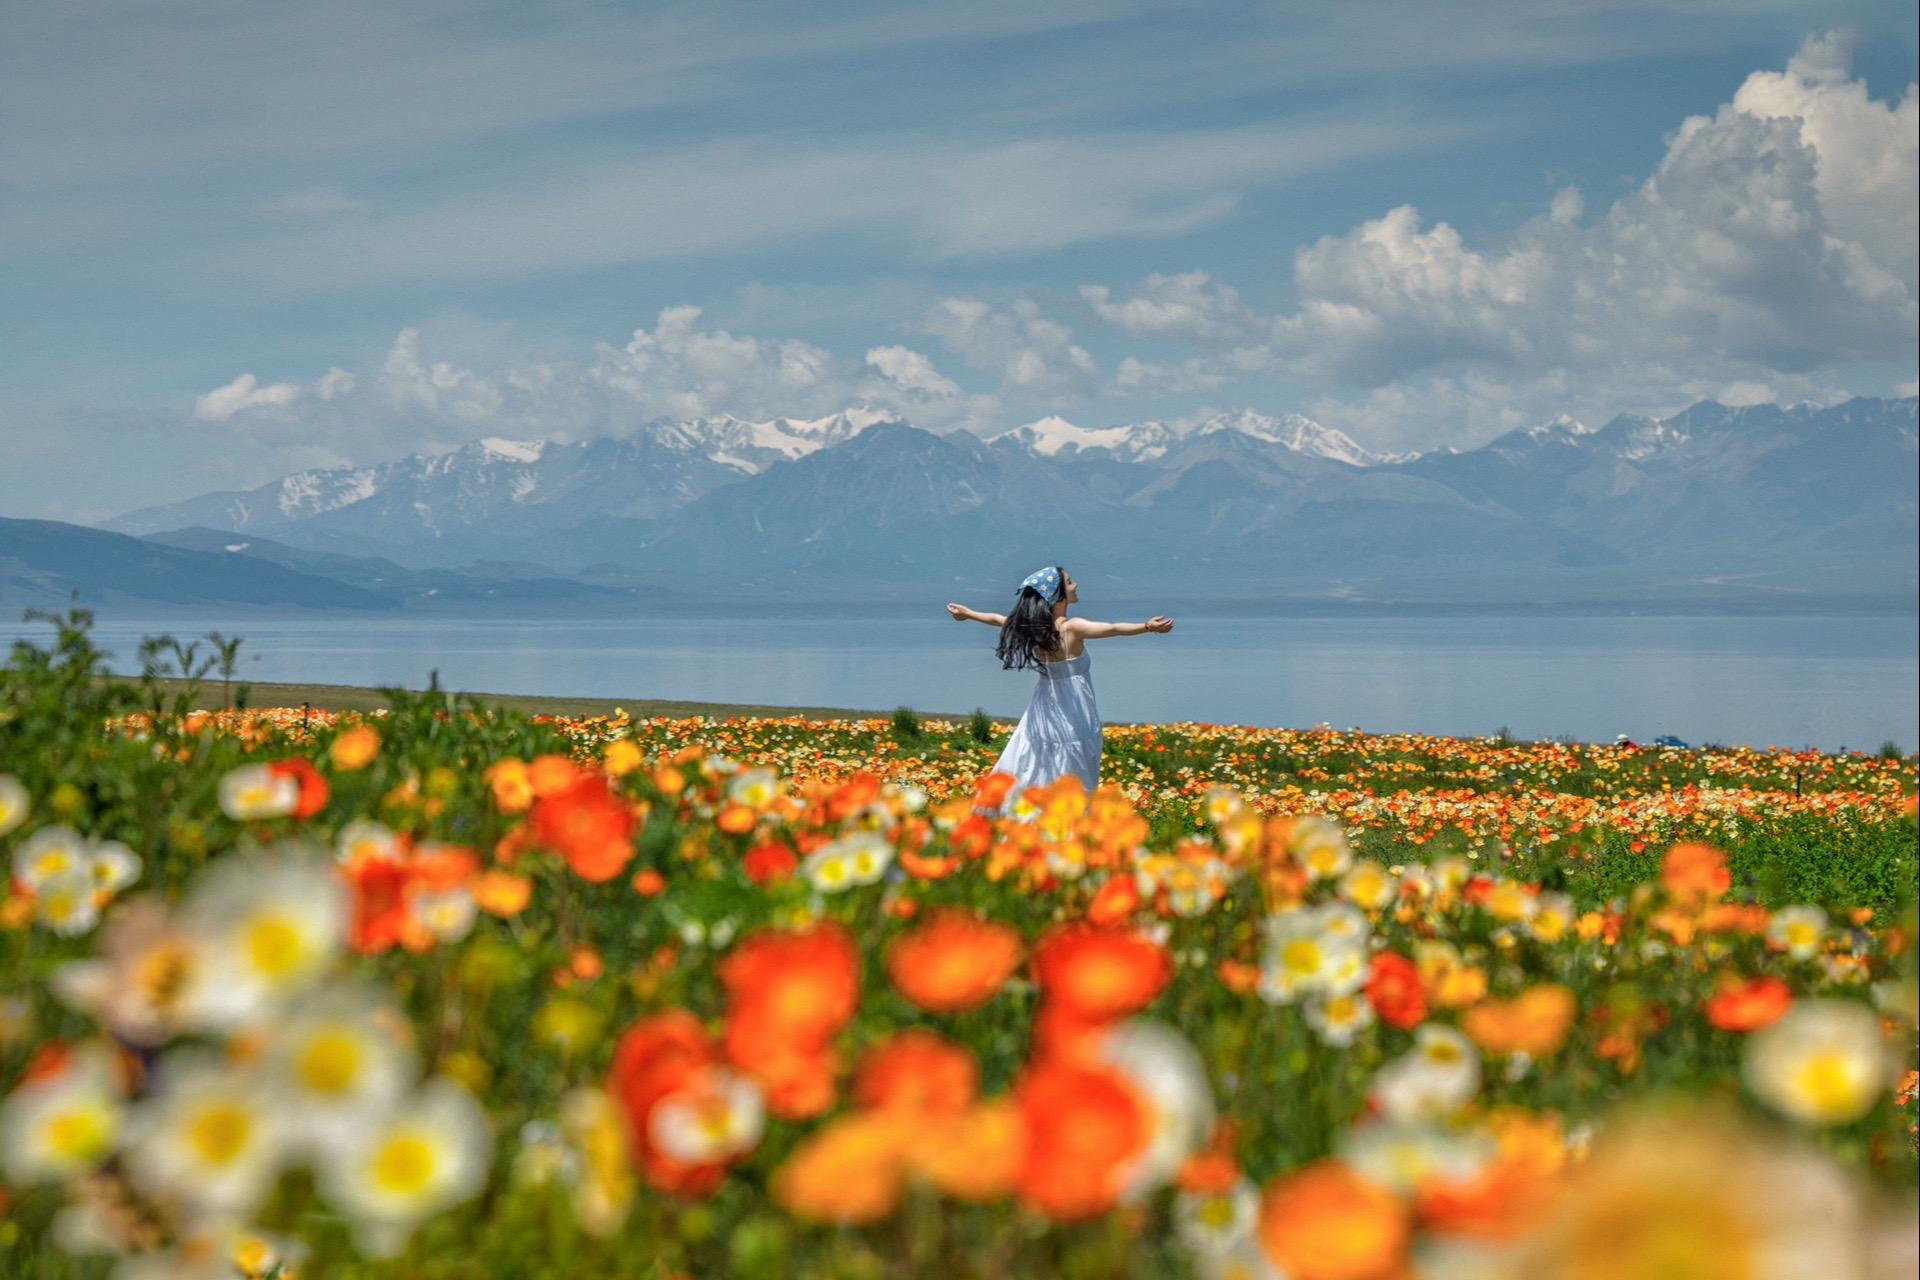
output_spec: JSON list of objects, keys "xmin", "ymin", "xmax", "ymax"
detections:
[{"xmin": 990, "ymin": 648, "xmax": 1103, "ymax": 816}]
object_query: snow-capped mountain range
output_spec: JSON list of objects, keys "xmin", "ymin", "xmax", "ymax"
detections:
[
  {"xmin": 107, "ymin": 406, "xmax": 1392, "ymax": 546},
  {"xmin": 94, "ymin": 397, "xmax": 1918, "ymax": 607},
  {"xmin": 982, "ymin": 410, "xmax": 1406, "ymax": 466}
]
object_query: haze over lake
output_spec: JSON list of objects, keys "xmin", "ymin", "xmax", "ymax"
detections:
[{"xmin": 22, "ymin": 612, "xmax": 1917, "ymax": 754}]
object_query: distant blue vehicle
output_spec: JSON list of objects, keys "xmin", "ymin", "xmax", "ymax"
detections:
[{"xmin": 1652, "ymin": 734, "xmax": 1690, "ymax": 749}]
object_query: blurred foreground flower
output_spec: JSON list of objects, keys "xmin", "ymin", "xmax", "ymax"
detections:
[
  {"xmin": 1501, "ymin": 1107, "xmax": 1915, "ymax": 1280},
  {"xmin": 317, "ymin": 1077, "xmax": 491, "ymax": 1257}
]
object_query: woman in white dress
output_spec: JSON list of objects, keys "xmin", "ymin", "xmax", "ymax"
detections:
[{"xmin": 947, "ymin": 565, "xmax": 1174, "ymax": 815}]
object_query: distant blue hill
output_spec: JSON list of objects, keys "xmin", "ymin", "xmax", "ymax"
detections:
[{"xmin": 1, "ymin": 517, "xmax": 393, "ymax": 612}]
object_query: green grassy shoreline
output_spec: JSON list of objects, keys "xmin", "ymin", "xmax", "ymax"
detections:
[{"xmin": 112, "ymin": 675, "xmax": 1020, "ymax": 725}]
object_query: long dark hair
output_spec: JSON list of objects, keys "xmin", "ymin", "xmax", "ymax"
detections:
[{"xmin": 996, "ymin": 566, "xmax": 1066, "ymax": 672}]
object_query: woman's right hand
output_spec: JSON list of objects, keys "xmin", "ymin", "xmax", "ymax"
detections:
[
  {"xmin": 1146, "ymin": 615, "xmax": 1174, "ymax": 633},
  {"xmin": 946, "ymin": 603, "xmax": 969, "ymax": 621}
]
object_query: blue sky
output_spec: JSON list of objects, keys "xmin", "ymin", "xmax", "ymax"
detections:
[{"xmin": 1, "ymin": 0, "xmax": 1914, "ymax": 522}]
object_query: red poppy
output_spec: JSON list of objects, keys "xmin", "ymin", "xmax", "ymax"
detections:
[
  {"xmin": 1365, "ymin": 952, "xmax": 1428, "ymax": 1031},
  {"xmin": 268, "ymin": 757, "xmax": 329, "ymax": 819},
  {"xmin": 743, "ymin": 841, "xmax": 799, "ymax": 884},
  {"xmin": 529, "ymin": 773, "xmax": 637, "ymax": 882},
  {"xmin": 607, "ymin": 1011, "xmax": 733, "ymax": 1197},
  {"xmin": 1703, "ymin": 975, "xmax": 1792, "ymax": 1032}
]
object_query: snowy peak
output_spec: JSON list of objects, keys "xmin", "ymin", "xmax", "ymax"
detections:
[
  {"xmin": 273, "ymin": 467, "xmax": 380, "ymax": 519},
  {"xmin": 1192, "ymin": 410, "xmax": 1386, "ymax": 466},
  {"xmin": 476, "ymin": 437, "xmax": 547, "ymax": 464},
  {"xmin": 1526, "ymin": 414, "xmax": 1594, "ymax": 439},
  {"xmin": 1613, "ymin": 418, "xmax": 1692, "ymax": 462},
  {"xmin": 991, "ymin": 416, "xmax": 1174, "ymax": 462},
  {"xmin": 658, "ymin": 408, "xmax": 903, "ymax": 473}
]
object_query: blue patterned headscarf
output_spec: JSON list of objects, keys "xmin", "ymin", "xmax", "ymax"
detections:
[{"xmin": 1019, "ymin": 565, "xmax": 1062, "ymax": 605}]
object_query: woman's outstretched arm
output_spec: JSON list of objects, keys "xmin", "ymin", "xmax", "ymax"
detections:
[
  {"xmin": 1063, "ymin": 615, "xmax": 1174, "ymax": 639},
  {"xmin": 947, "ymin": 603, "xmax": 1007, "ymax": 626}
]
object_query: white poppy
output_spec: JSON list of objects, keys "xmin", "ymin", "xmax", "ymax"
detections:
[
  {"xmin": 318, "ymin": 1078, "xmax": 492, "ymax": 1258},
  {"xmin": 0, "ymin": 1046, "xmax": 124, "ymax": 1183},
  {"xmin": 124, "ymin": 1054, "xmax": 288, "ymax": 1222}
]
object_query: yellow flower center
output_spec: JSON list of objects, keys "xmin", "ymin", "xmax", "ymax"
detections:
[
  {"xmin": 33, "ymin": 850, "xmax": 73, "ymax": 880},
  {"xmin": 245, "ymin": 913, "xmax": 305, "ymax": 978},
  {"xmin": 370, "ymin": 1132, "xmax": 439, "ymax": 1197},
  {"xmin": 1197, "ymin": 1194, "xmax": 1238, "ymax": 1229},
  {"xmin": 44, "ymin": 1104, "xmax": 113, "ymax": 1163},
  {"xmin": 230, "ymin": 1237, "xmax": 277, "ymax": 1276},
  {"xmin": 186, "ymin": 1102, "xmax": 256, "ymax": 1167},
  {"xmin": 298, "ymin": 1028, "xmax": 364, "ymax": 1096},
  {"xmin": 1784, "ymin": 923, "xmax": 1818, "ymax": 950},
  {"xmin": 695, "ymin": 1096, "xmax": 738, "ymax": 1144},
  {"xmin": 1790, "ymin": 1050, "xmax": 1866, "ymax": 1119},
  {"xmin": 1282, "ymin": 939, "xmax": 1322, "ymax": 976}
]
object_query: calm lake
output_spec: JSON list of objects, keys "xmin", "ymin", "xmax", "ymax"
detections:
[{"xmin": 15, "ymin": 612, "xmax": 1917, "ymax": 753}]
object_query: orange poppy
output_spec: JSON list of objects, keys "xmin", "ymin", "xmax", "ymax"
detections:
[
  {"xmin": 973, "ymin": 771, "xmax": 1017, "ymax": 811},
  {"xmin": 1463, "ymin": 986, "xmax": 1577, "ymax": 1059},
  {"xmin": 1660, "ymin": 842, "xmax": 1731, "ymax": 905},
  {"xmin": 529, "ymin": 773, "xmax": 637, "ymax": 883},
  {"xmin": 1259, "ymin": 1160, "xmax": 1409, "ymax": 1280},
  {"xmin": 826, "ymin": 772, "xmax": 884, "ymax": 822},
  {"xmin": 886, "ymin": 911, "xmax": 1023, "ymax": 1013},
  {"xmin": 1087, "ymin": 874, "xmax": 1143, "ymax": 926},
  {"xmin": 721, "ymin": 924, "xmax": 861, "ymax": 1042},
  {"xmin": 1031, "ymin": 925, "xmax": 1172, "ymax": 1022},
  {"xmin": 528, "ymin": 753, "xmax": 583, "ymax": 797},
  {"xmin": 471, "ymin": 869, "xmax": 532, "ymax": 917},
  {"xmin": 1015, "ymin": 1058, "xmax": 1152, "ymax": 1221},
  {"xmin": 853, "ymin": 1030, "xmax": 977, "ymax": 1116},
  {"xmin": 705, "ymin": 802, "xmax": 750, "ymax": 836},
  {"xmin": 1177, "ymin": 1121, "xmax": 1242, "ymax": 1195},
  {"xmin": 328, "ymin": 724, "xmax": 380, "ymax": 771},
  {"xmin": 722, "ymin": 924, "xmax": 861, "ymax": 1119},
  {"xmin": 771, "ymin": 1111, "xmax": 908, "ymax": 1225},
  {"xmin": 908, "ymin": 1099, "xmax": 1027, "ymax": 1202},
  {"xmin": 898, "ymin": 845, "xmax": 962, "ymax": 880},
  {"xmin": 1702, "ymin": 974, "xmax": 1792, "ymax": 1032}
]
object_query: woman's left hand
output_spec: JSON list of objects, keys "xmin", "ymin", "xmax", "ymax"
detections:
[{"xmin": 1147, "ymin": 615, "xmax": 1175, "ymax": 633}]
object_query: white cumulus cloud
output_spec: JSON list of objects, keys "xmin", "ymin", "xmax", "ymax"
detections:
[
  {"xmin": 865, "ymin": 345, "xmax": 961, "ymax": 397},
  {"xmin": 1080, "ymin": 272, "xmax": 1262, "ymax": 344},
  {"xmin": 191, "ymin": 368, "xmax": 353, "ymax": 422},
  {"xmin": 1076, "ymin": 33, "xmax": 1916, "ymax": 451},
  {"xmin": 920, "ymin": 297, "xmax": 1097, "ymax": 400},
  {"xmin": 193, "ymin": 372, "xmax": 306, "ymax": 421}
]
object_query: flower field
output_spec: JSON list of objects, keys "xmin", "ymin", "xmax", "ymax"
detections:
[{"xmin": 2, "ymin": 613, "xmax": 1916, "ymax": 1279}]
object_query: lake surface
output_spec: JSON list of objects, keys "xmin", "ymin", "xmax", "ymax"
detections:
[{"xmin": 13, "ymin": 613, "xmax": 1917, "ymax": 753}]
